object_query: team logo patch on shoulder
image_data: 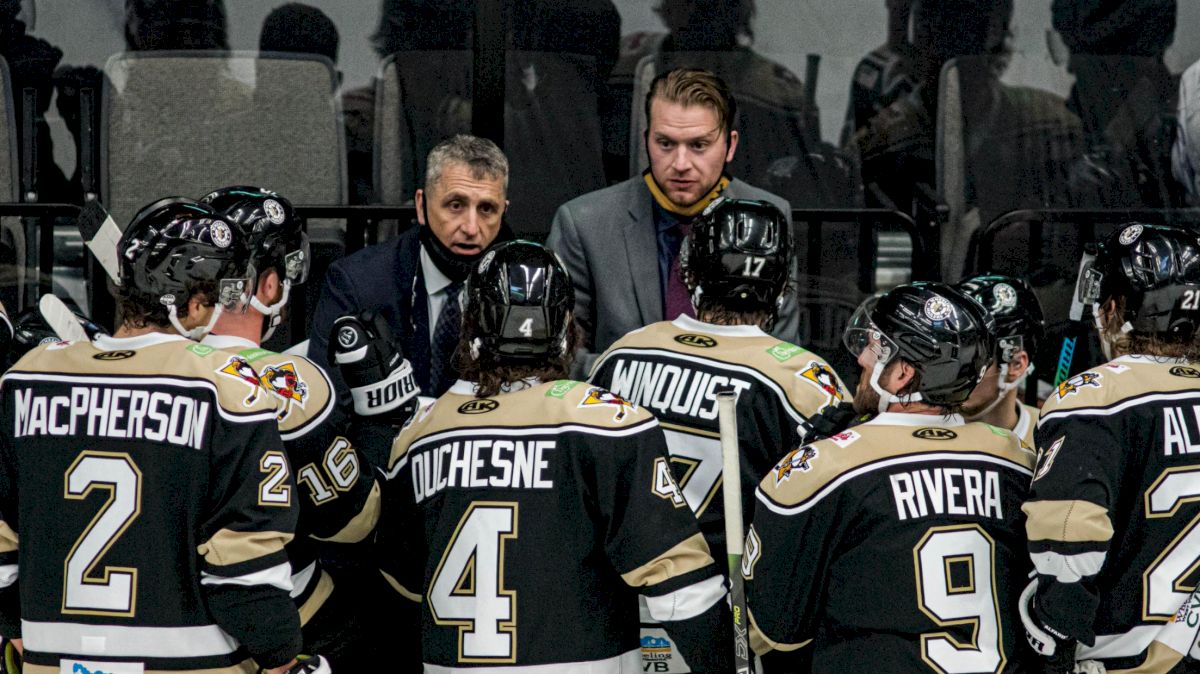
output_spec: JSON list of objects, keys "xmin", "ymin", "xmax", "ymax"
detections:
[
  {"xmin": 458, "ymin": 399, "xmax": 498, "ymax": 414},
  {"xmin": 923, "ymin": 296, "xmax": 955, "ymax": 321},
  {"xmin": 913, "ymin": 428, "xmax": 957, "ymax": 440},
  {"xmin": 1055, "ymin": 372, "xmax": 1102, "ymax": 399},
  {"xmin": 260, "ymin": 361, "xmax": 308, "ymax": 421},
  {"xmin": 1170, "ymin": 365, "xmax": 1200, "ymax": 378},
  {"xmin": 827, "ymin": 430, "xmax": 861, "ymax": 447},
  {"xmin": 579, "ymin": 387, "xmax": 637, "ymax": 421},
  {"xmin": 774, "ymin": 445, "xmax": 819, "ymax": 486},
  {"xmin": 675, "ymin": 333, "xmax": 717, "ymax": 348},
  {"xmin": 798, "ymin": 361, "xmax": 844, "ymax": 411},
  {"xmin": 93, "ymin": 350, "xmax": 135, "ymax": 361},
  {"xmin": 1034, "ymin": 436, "xmax": 1065, "ymax": 482},
  {"xmin": 218, "ymin": 355, "xmax": 262, "ymax": 406}
]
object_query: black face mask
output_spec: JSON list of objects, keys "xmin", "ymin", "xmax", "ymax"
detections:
[{"xmin": 418, "ymin": 204, "xmax": 516, "ymax": 282}]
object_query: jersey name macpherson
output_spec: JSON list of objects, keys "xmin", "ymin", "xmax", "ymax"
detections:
[{"xmin": 12, "ymin": 385, "xmax": 208, "ymax": 449}]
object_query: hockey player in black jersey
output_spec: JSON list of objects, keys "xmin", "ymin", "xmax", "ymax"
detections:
[
  {"xmin": 590, "ymin": 196, "xmax": 850, "ymax": 563},
  {"xmin": 376, "ymin": 240, "xmax": 732, "ymax": 673},
  {"xmin": 958, "ymin": 274, "xmax": 1045, "ymax": 447},
  {"xmin": 746, "ymin": 281, "xmax": 1034, "ymax": 673},
  {"xmin": 199, "ymin": 186, "xmax": 419, "ymax": 670},
  {"xmin": 1023, "ymin": 223, "xmax": 1200, "ymax": 674},
  {"xmin": 0, "ymin": 198, "xmax": 326, "ymax": 673}
]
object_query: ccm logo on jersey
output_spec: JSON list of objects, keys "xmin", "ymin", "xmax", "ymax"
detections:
[
  {"xmin": 1055, "ymin": 372, "xmax": 1101, "ymax": 399},
  {"xmin": 578, "ymin": 387, "xmax": 636, "ymax": 421},
  {"xmin": 913, "ymin": 428, "xmax": 957, "ymax": 440},
  {"xmin": 774, "ymin": 445, "xmax": 819, "ymax": 486},
  {"xmin": 674, "ymin": 334, "xmax": 717, "ymax": 348},
  {"xmin": 459, "ymin": 399, "xmax": 499, "ymax": 414}
]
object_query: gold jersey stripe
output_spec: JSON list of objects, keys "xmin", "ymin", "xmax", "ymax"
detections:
[
  {"xmin": 381, "ymin": 569, "xmax": 422, "ymax": 602},
  {"xmin": 0, "ymin": 521, "xmax": 17, "ymax": 554},
  {"xmin": 197, "ymin": 528, "xmax": 294, "ymax": 568},
  {"xmin": 1023, "ymin": 500, "xmax": 1115, "ymax": 543},
  {"xmin": 315, "ymin": 481, "xmax": 381, "ymax": 544},
  {"xmin": 297, "ymin": 568, "xmax": 335, "ymax": 626},
  {"xmin": 620, "ymin": 533, "xmax": 713, "ymax": 588},
  {"xmin": 748, "ymin": 607, "xmax": 812, "ymax": 655},
  {"xmin": 1108, "ymin": 640, "xmax": 1186, "ymax": 674}
]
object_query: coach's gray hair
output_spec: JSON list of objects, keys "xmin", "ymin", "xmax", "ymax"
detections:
[{"xmin": 424, "ymin": 134, "xmax": 509, "ymax": 193}]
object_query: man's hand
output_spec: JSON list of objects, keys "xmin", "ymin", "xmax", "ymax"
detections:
[
  {"xmin": 1021, "ymin": 583, "xmax": 1077, "ymax": 674},
  {"xmin": 331, "ymin": 311, "xmax": 420, "ymax": 427}
]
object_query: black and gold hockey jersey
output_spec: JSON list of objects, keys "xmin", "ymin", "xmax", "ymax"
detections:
[
  {"xmin": 746, "ymin": 413, "xmax": 1034, "ymax": 673},
  {"xmin": 589, "ymin": 315, "xmax": 851, "ymax": 561},
  {"xmin": 200, "ymin": 334, "xmax": 380, "ymax": 627},
  {"xmin": 377, "ymin": 379, "xmax": 730, "ymax": 673},
  {"xmin": 0, "ymin": 332, "xmax": 301, "ymax": 673},
  {"xmin": 1025, "ymin": 356, "xmax": 1200, "ymax": 672}
]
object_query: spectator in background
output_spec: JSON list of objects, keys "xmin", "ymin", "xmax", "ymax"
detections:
[
  {"xmin": 1053, "ymin": 0, "xmax": 1185, "ymax": 208},
  {"xmin": 1174, "ymin": 58, "xmax": 1200, "ymax": 203},
  {"xmin": 840, "ymin": 0, "xmax": 917, "ymax": 146},
  {"xmin": 260, "ymin": 3, "xmax": 339, "ymax": 74},
  {"xmin": 123, "ymin": 0, "xmax": 228, "ymax": 51}
]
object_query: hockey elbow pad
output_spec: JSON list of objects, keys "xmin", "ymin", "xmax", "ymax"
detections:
[{"xmin": 331, "ymin": 311, "xmax": 420, "ymax": 426}]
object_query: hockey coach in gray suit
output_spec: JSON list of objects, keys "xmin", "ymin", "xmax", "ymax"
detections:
[{"xmin": 548, "ymin": 67, "xmax": 798, "ymax": 375}]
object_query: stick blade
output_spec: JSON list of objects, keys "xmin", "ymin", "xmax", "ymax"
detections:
[
  {"xmin": 38, "ymin": 294, "xmax": 89, "ymax": 343},
  {"xmin": 77, "ymin": 200, "xmax": 123, "ymax": 284}
]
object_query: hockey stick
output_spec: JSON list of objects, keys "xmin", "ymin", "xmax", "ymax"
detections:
[
  {"xmin": 76, "ymin": 199, "xmax": 123, "ymax": 284},
  {"xmin": 1055, "ymin": 249, "xmax": 1097, "ymax": 386},
  {"xmin": 717, "ymin": 391, "xmax": 752, "ymax": 674},
  {"xmin": 38, "ymin": 294, "xmax": 88, "ymax": 343}
]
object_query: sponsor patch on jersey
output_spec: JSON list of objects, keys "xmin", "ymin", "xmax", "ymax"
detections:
[
  {"xmin": 93, "ymin": 350, "xmax": 135, "ymax": 361},
  {"xmin": 1103, "ymin": 362, "xmax": 1130, "ymax": 374},
  {"xmin": 1055, "ymin": 372, "xmax": 1102, "ymax": 399},
  {"xmin": 1170, "ymin": 365, "xmax": 1200, "ymax": 379},
  {"xmin": 913, "ymin": 428, "xmax": 957, "ymax": 440},
  {"xmin": 798, "ymin": 360, "xmax": 844, "ymax": 411},
  {"xmin": 218, "ymin": 355, "xmax": 262, "ymax": 406},
  {"xmin": 674, "ymin": 333, "xmax": 717, "ymax": 348},
  {"xmin": 640, "ymin": 632, "xmax": 680, "ymax": 670},
  {"xmin": 827, "ymin": 429, "xmax": 861, "ymax": 448},
  {"xmin": 545, "ymin": 379, "xmax": 580, "ymax": 399},
  {"xmin": 767, "ymin": 342, "xmax": 806, "ymax": 362},
  {"xmin": 579, "ymin": 387, "xmax": 636, "ymax": 421},
  {"xmin": 186, "ymin": 343, "xmax": 215, "ymax": 357},
  {"xmin": 45, "ymin": 340, "xmax": 72, "ymax": 350},
  {"xmin": 62, "ymin": 660, "xmax": 144, "ymax": 674},
  {"xmin": 1034, "ymin": 436, "xmax": 1065, "ymax": 482},
  {"xmin": 458, "ymin": 399, "xmax": 498, "ymax": 414},
  {"xmin": 1119, "ymin": 223, "xmax": 1144, "ymax": 245},
  {"xmin": 260, "ymin": 361, "xmax": 308, "ymax": 421},
  {"xmin": 923, "ymin": 295, "xmax": 955, "ymax": 321},
  {"xmin": 1173, "ymin": 589, "xmax": 1200, "ymax": 626},
  {"xmin": 774, "ymin": 445, "xmax": 819, "ymax": 486}
]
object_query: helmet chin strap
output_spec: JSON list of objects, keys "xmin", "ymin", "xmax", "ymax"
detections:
[
  {"xmin": 973, "ymin": 362, "xmax": 1035, "ymax": 419},
  {"xmin": 1092, "ymin": 302, "xmax": 1134, "ymax": 361},
  {"xmin": 168, "ymin": 303, "xmax": 224, "ymax": 341},
  {"xmin": 869, "ymin": 360, "xmax": 923, "ymax": 414},
  {"xmin": 251, "ymin": 281, "xmax": 291, "ymax": 342}
]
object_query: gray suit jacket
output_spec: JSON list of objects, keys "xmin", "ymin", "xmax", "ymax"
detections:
[{"xmin": 547, "ymin": 175, "xmax": 798, "ymax": 375}]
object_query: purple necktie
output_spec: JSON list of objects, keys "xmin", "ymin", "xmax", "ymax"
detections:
[{"xmin": 665, "ymin": 222, "xmax": 696, "ymax": 321}]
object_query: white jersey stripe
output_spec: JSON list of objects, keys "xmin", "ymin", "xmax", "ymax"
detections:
[
  {"xmin": 200, "ymin": 562, "xmax": 293, "ymax": 593},
  {"xmin": 0, "ymin": 563, "xmax": 15, "ymax": 589},
  {"xmin": 757, "ymin": 451, "xmax": 1033, "ymax": 515},
  {"xmin": 643, "ymin": 574, "xmax": 726, "ymax": 622},
  {"xmin": 1030, "ymin": 550, "xmax": 1106, "ymax": 583},
  {"xmin": 424, "ymin": 648, "xmax": 640, "ymax": 674},
  {"xmin": 22, "ymin": 620, "xmax": 239, "ymax": 658},
  {"xmin": 289, "ymin": 560, "xmax": 317, "ymax": 599}
]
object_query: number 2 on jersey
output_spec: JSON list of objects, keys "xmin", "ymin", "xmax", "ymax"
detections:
[
  {"xmin": 429, "ymin": 502, "xmax": 519, "ymax": 663},
  {"xmin": 63, "ymin": 451, "xmax": 142, "ymax": 616},
  {"xmin": 914, "ymin": 524, "xmax": 1004, "ymax": 673}
]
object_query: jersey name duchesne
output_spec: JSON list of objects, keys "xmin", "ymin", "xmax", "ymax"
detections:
[
  {"xmin": 589, "ymin": 319, "xmax": 850, "ymax": 558},
  {"xmin": 746, "ymin": 416, "xmax": 1033, "ymax": 674},
  {"xmin": 377, "ymin": 380, "xmax": 719, "ymax": 671},
  {"xmin": 0, "ymin": 337, "xmax": 297, "ymax": 673},
  {"xmin": 1027, "ymin": 357, "xmax": 1200, "ymax": 671},
  {"xmin": 204, "ymin": 341, "xmax": 380, "ymax": 620}
]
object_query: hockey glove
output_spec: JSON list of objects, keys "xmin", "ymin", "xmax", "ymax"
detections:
[
  {"xmin": 1021, "ymin": 584, "xmax": 1077, "ymax": 674},
  {"xmin": 798, "ymin": 401, "xmax": 865, "ymax": 445},
  {"xmin": 331, "ymin": 311, "xmax": 420, "ymax": 427},
  {"xmin": 260, "ymin": 654, "xmax": 331, "ymax": 674}
]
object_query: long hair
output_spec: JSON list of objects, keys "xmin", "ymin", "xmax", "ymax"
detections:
[{"xmin": 453, "ymin": 311, "xmax": 581, "ymax": 398}]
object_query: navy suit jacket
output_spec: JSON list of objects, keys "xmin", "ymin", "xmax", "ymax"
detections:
[{"xmin": 310, "ymin": 227, "xmax": 448, "ymax": 400}]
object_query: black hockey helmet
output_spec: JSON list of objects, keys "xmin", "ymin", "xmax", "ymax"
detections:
[
  {"xmin": 957, "ymin": 274, "xmax": 1045, "ymax": 365},
  {"xmin": 119, "ymin": 197, "xmax": 255, "ymax": 336},
  {"xmin": 1080, "ymin": 223, "xmax": 1200, "ymax": 337},
  {"xmin": 463, "ymin": 240, "xmax": 573, "ymax": 363},
  {"xmin": 199, "ymin": 186, "xmax": 310, "ymax": 286},
  {"xmin": 844, "ymin": 281, "xmax": 995, "ymax": 408},
  {"xmin": 680, "ymin": 196, "xmax": 791, "ymax": 314}
]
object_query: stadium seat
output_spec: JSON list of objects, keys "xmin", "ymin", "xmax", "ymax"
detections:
[{"xmin": 0, "ymin": 56, "xmax": 25, "ymax": 313}]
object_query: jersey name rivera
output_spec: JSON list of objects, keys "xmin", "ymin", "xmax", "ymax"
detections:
[{"xmin": 12, "ymin": 385, "xmax": 209, "ymax": 450}]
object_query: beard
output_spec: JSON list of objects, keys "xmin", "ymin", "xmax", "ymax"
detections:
[{"xmin": 853, "ymin": 368, "xmax": 882, "ymax": 415}]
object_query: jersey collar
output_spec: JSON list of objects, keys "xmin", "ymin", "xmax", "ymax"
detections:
[
  {"xmin": 448, "ymin": 378, "xmax": 542, "ymax": 396},
  {"xmin": 865, "ymin": 411, "xmax": 966, "ymax": 427},
  {"xmin": 1113, "ymin": 354, "xmax": 1191, "ymax": 365},
  {"xmin": 93, "ymin": 332, "xmax": 188, "ymax": 351},
  {"xmin": 1013, "ymin": 402, "xmax": 1034, "ymax": 441},
  {"xmin": 671, "ymin": 314, "xmax": 767, "ymax": 338},
  {"xmin": 201, "ymin": 333, "xmax": 258, "ymax": 350}
]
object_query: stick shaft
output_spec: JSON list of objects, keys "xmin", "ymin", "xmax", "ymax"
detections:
[{"xmin": 717, "ymin": 391, "xmax": 752, "ymax": 673}]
